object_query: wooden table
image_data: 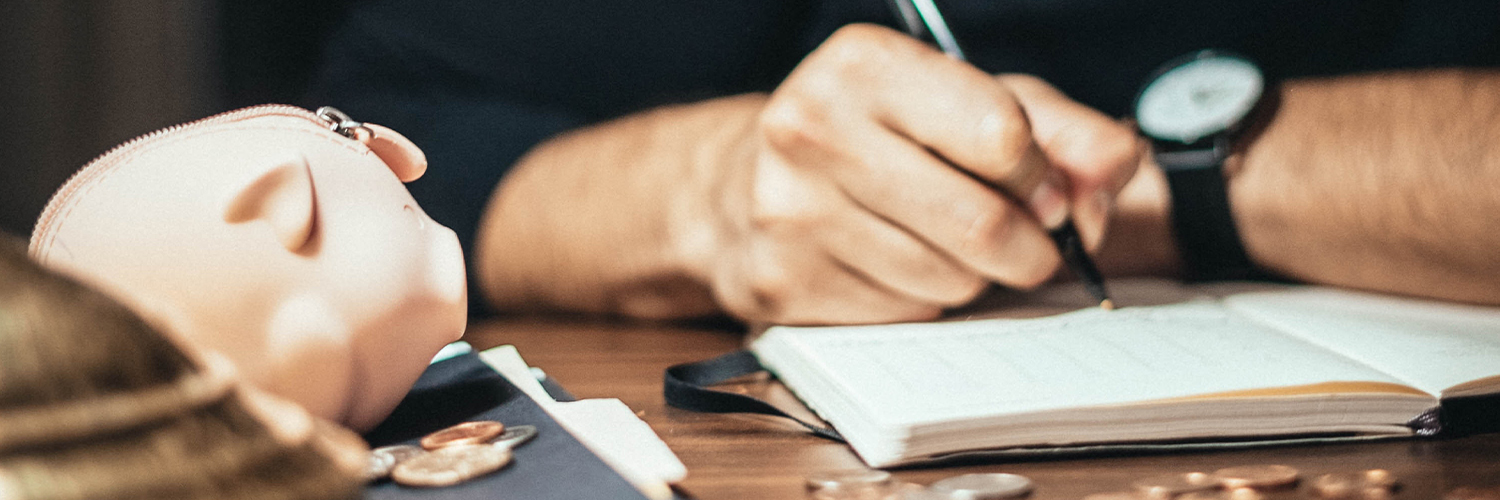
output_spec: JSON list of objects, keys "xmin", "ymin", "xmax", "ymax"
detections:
[{"xmin": 466, "ymin": 316, "xmax": 1500, "ymax": 500}]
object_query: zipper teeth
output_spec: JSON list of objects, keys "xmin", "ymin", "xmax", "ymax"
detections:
[{"xmin": 29, "ymin": 104, "xmax": 325, "ymax": 257}]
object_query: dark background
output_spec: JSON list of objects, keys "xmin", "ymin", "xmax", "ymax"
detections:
[{"xmin": 0, "ymin": 0, "xmax": 346, "ymax": 239}]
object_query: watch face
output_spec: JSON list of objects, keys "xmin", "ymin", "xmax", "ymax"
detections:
[{"xmin": 1135, "ymin": 54, "xmax": 1264, "ymax": 144}]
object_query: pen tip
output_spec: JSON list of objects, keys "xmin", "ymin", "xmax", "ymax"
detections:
[{"xmin": 1100, "ymin": 299, "xmax": 1116, "ymax": 311}]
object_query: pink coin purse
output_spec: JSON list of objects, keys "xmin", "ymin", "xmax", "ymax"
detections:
[{"xmin": 29, "ymin": 105, "xmax": 468, "ymax": 431}]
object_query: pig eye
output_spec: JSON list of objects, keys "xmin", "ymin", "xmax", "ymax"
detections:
[{"xmin": 403, "ymin": 204, "xmax": 425, "ymax": 229}]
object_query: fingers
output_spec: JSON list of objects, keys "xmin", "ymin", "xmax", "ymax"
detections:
[
  {"xmin": 816, "ymin": 120, "xmax": 1064, "ymax": 288},
  {"xmin": 718, "ymin": 158, "xmax": 986, "ymax": 324},
  {"xmin": 997, "ymin": 74, "xmax": 1144, "ymax": 249},
  {"xmin": 796, "ymin": 25, "xmax": 1070, "ymax": 229},
  {"xmin": 713, "ymin": 24, "xmax": 1138, "ymax": 324},
  {"xmin": 709, "ymin": 228, "xmax": 946, "ymax": 325}
]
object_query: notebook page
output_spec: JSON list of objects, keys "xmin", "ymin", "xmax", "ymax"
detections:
[
  {"xmin": 757, "ymin": 300, "xmax": 1411, "ymax": 429},
  {"xmin": 1225, "ymin": 288, "xmax": 1500, "ymax": 397}
]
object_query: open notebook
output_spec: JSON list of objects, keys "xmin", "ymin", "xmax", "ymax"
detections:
[{"xmin": 751, "ymin": 281, "xmax": 1500, "ymax": 467}]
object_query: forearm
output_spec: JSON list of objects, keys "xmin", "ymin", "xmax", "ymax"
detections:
[
  {"xmin": 1237, "ymin": 69, "xmax": 1500, "ymax": 303},
  {"xmin": 1104, "ymin": 69, "xmax": 1500, "ymax": 304},
  {"xmin": 474, "ymin": 94, "xmax": 766, "ymax": 318}
]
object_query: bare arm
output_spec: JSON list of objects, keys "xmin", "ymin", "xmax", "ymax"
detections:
[
  {"xmin": 475, "ymin": 25, "xmax": 1140, "ymax": 323},
  {"xmin": 474, "ymin": 95, "xmax": 761, "ymax": 320},
  {"xmin": 1099, "ymin": 69, "xmax": 1500, "ymax": 305}
]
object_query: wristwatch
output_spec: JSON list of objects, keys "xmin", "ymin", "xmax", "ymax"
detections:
[{"xmin": 1134, "ymin": 50, "xmax": 1274, "ymax": 282}]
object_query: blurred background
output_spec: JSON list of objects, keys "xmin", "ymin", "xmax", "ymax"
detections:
[{"xmin": 0, "ymin": 0, "xmax": 347, "ymax": 238}]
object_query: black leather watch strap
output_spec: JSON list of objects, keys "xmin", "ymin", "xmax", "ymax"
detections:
[{"xmin": 1159, "ymin": 155, "xmax": 1259, "ymax": 282}]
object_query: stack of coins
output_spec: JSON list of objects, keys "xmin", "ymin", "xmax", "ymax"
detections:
[
  {"xmin": 1309, "ymin": 470, "xmax": 1399, "ymax": 499},
  {"xmin": 1446, "ymin": 486, "xmax": 1500, "ymax": 500},
  {"xmin": 1083, "ymin": 465, "xmax": 1405, "ymax": 500},
  {"xmin": 805, "ymin": 469, "xmax": 896, "ymax": 500},
  {"xmin": 805, "ymin": 470, "xmax": 1035, "ymax": 500},
  {"xmin": 365, "ymin": 420, "xmax": 539, "ymax": 488}
]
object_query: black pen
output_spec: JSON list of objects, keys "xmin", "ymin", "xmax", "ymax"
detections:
[{"xmin": 884, "ymin": 0, "xmax": 1114, "ymax": 310}]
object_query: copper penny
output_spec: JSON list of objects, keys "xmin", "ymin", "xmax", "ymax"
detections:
[
  {"xmin": 1083, "ymin": 492, "xmax": 1143, "ymax": 500},
  {"xmin": 391, "ymin": 444, "xmax": 512, "ymax": 488},
  {"xmin": 1133, "ymin": 472, "xmax": 1218, "ymax": 499},
  {"xmin": 1312, "ymin": 470, "xmax": 1399, "ymax": 498},
  {"xmin": 1213, "ymin": 465, "xmax": 1300, "ymax": 489},
  {"xmin": 419, "ymin": 421, "xmax": 505, "ymax": 450},
  {"xmin": 1178, "ymin": 488, "xmax": 1267, "ymax": 500},
  {"xmin": 1447, "ymin": 487, "xmax": 1500, "ymax": 500},
  {"xmin": 1360, "ymin": 470, "xmax": 1397, "ymax": 489}
]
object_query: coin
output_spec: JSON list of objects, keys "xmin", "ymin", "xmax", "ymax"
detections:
[
  {"xmin": 1212, "ymin": 465, "xmax": 1300, "ymax": 489},
  {"xmin": 1133, "ymin": 472, "xmax": 1218, "ymax": 498},
  {"xmin": 1359, "ymin": 470, "xmax": 1397, "ymax": 489},
  {"xmin": 1311, "ymin": 470, "xmax": 1399, "ymax": 498},
  {"xmin": 391, "ymin": 444, "xmax": 512, "ymax": 488},
  {"xmin": 489, "ymin": 424, "xmax": 538, "ymax": 450},
  {"xmin": 375, "ymin": 444, "xmax": 427, "ymax": 464},
  {"xmin": 1083, "ymin": 492, "xmax": 1143, "ymax": 500},
  {"xmin": 1447, "ymin": 487, "xmax": 1500, "ymax": 500},
  {"xmin": 1179, "ymin": 492, "xmax": 1229, "ymax": 500},
  {"xmin": 364, "ymin": 444, "xmax": 426, "ymax": 481},
  {"xmin": 805, "ymin": 469, "xmax": 894, "ymax": 499},
  {"xmin": 363, "ymin": 452, "xmax": 398, "ymax": 481},
  {"xmin": 1177, "ymin": 488, "xmax": 1265, "ymax": 500},
  {"xmin": 928, "ymin": 473, "xmax": 1034, "ymax": 499},
  {"xmin": 419, "ymin": 421, "xmax": 506, "ymax": 450}
]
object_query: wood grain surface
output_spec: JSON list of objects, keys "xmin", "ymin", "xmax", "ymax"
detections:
[{"xmin": 465, "ymin": 316, "xmax": 1500, "ymax": 500}]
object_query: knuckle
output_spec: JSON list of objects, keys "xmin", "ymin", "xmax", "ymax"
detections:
[
  {"xmin": 975, "ymin": 108, "xmax": 1036, "ymax": 181},
  {"xmin": 747, "ymin": 186, "xmax": 811, "ymax": 235},
  {"xmin": 759, "ymin": 99, "xmax": 827, "ymax": 153},
  {"xmin": 817, "ymin": 24, "xmax": 907, "ymax": 76}
]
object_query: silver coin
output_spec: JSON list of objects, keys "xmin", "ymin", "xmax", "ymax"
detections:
[
  {"xmin": 362, "ymin": 452, "xmax": 398, "ymax": 482},
  {"xmin": 391, "ymin": 444, "xmax": 513, "ymax": 488},
  {"xmin": 929, "ymin": 473, "xmax": 1034, "ymax": 500},
  {"xmin": 364, "ymin": 444, "xmax": 426, "ymax": 481},
  {"xmin": 375, "ymin": 444, "xmax": 426, "ymax": 463},
  {"xmin": 1132, "ymin": 472, "xmax": 1218, "ymax": 498},
  {"xmin": 805, "ymin": 469, "xmax": 895, "ymax": 499},
  {"xmin": 489, "ymin": 424, "xmax": 538, "ymax": 450}
]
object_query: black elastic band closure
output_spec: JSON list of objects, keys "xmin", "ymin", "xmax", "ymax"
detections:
[{"xmin": 664, "ymin": 350, "xmax": 845, "ymax": 442}]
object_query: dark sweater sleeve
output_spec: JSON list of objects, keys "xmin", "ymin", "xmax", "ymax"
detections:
[{"xmin": 304, "ymin": 0, "xmax": 811, "ymax": 313}]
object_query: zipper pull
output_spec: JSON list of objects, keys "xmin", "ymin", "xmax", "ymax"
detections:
[{"xmin": 314, "ymin": 106, "xmax": 427, "ymax": 182}]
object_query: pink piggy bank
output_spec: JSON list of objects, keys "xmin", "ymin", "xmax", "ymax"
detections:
[{"xmin": 29, "ymin": 106, "xmax": 467, "ymax": 430}]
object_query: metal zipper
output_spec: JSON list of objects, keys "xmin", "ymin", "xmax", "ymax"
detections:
[{"xmin": 29, "ymin": 104, "xmax": 359, "ymax": 257}]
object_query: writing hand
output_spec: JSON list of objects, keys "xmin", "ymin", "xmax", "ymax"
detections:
[{"xmin": 692, "ymin": 25, "xmax": 1140, "ymax": 324}]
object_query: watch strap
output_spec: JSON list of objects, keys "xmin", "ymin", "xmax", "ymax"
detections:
[{"xmin": 1160, "ymin": 156, "xmax": 1260, "ymax": 282}]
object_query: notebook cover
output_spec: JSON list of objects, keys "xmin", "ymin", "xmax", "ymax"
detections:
[{"xmin": 363, "ymin": 352, "xmax": 650, "ymax": 500}]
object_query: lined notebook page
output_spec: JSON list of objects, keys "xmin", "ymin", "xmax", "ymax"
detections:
[
  {"xmin": 757, "ymin": 300, "xmax": 1410, "ymax": 429},
  {"xmin": 1227, "ymin": 288, "xmax": 1500, "ymax": 397}
]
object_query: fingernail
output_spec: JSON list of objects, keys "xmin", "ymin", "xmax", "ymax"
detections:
[{"xmin": 1028, "ymin": 183, "xmax": 1069, "ymax": 229}]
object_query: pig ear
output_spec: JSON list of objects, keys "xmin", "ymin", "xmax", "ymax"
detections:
[
  {"xmin": 360, "ymin": 123, "xmax": 427, "ymax": 182},
  {"xmin": 223, "ymin": 153, "xmax": 316, "ymax": 252}
]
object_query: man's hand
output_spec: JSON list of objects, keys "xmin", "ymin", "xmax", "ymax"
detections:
[
  {"xmin": 679, "ymin": 25, "xmax": 1140, "ymax": 324},
  {"xmin": 477, "ymin": 24, "xmax": 1139, "ymax": 324}
]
